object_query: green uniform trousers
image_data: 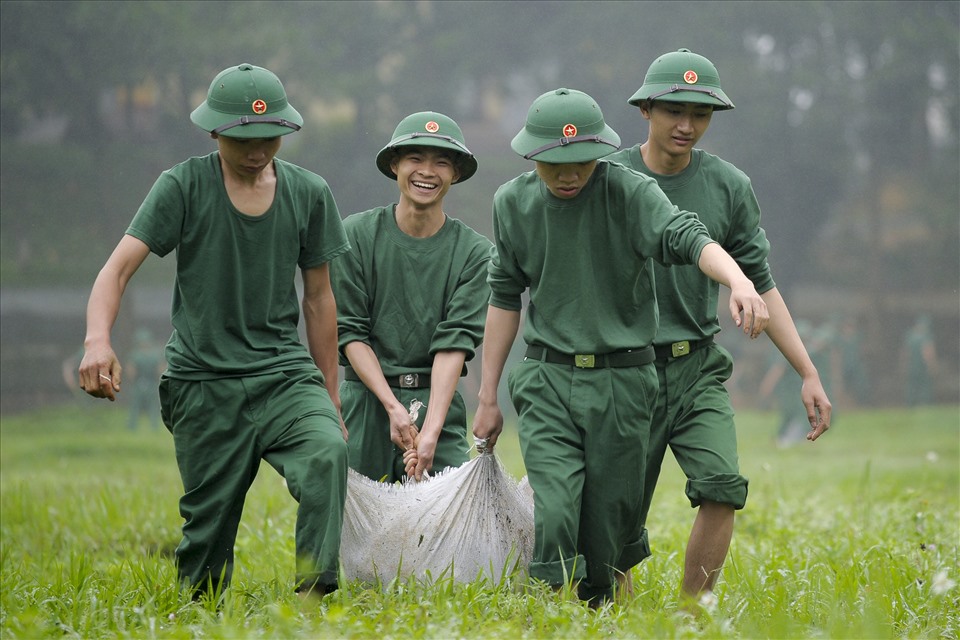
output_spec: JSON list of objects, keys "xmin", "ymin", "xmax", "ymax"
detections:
[
  {"xmin": 340, "ymin": 380, "xmax": 469, "ymax": 483},
  {"xmin": 159, "ymin": 369, "xmax": 347, "ymax": 594},
  {"xmin": 638, "ymin": 343, "xmax": 747, "ymax": 558},
  {"xmin": 508, "ymin": 357, "xmax": 657, "ymax": 602}
]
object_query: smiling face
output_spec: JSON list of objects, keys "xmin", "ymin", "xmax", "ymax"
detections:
[
  {"xmin": 534, "ymin": 159, "xmax": 598, "ymax": 199},
  {"xmin": 391, "ymin": 146, "xmax": 461, "ymax": 209},
  {"xmin": 214, "ymin": 133, "xmax": 282, "ymax": 180}
]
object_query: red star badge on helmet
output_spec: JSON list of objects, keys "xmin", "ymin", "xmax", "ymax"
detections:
[
  {"xmin": 252, "ymin": 99, "xmax": 267, "ymax": 114},
  {"xmin": 562, "ymin": 124, "xmax": 578, "ymax": 137},
  {"xmin": 683, "ymin": 70, "xmax": 698, "ymax": 85},
  {"xmin": 425, "ymin": 121, "xmax": 440, "ymax": 133}
]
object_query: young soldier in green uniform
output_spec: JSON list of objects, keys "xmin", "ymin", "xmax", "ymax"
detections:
[
  {"xmin": 79, "ymin": 63, "xmax": 350, "ymax": 599},
  {"xmin": 332, "ymin": 112, "xmax": 493, "ymax": 483},
  {"xmin": 471, "ymin": 87, "xmax": 769, "ymax": 605},
  {"xmin": 607, "ymin": 48, "xmax": 832, "ymax": 604}
]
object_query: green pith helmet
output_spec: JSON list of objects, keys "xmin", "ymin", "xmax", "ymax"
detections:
[
  {"xmin": 628, "ymin": 48, "xmax": 734, "ymax": 111},
  {"xmin": 511, "ymin": 88, "xmax": 620, "ymax": 163},
  {"xmin": 376, "ymin": 111, "xmax": 477, "ymax": 183},
  {"xmin": 190, "ymin": 63, "xmax": 303, "ymax": 138}
]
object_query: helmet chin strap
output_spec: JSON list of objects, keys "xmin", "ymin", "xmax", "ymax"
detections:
[
  {"xmin": 523, "ymin": 134, "xmax": 620, "ymax": 160},
  {"xmin": 647, "ymin": 84, "xmax": 733, "ymax": 109},
  {"xmin": 212, "ymin": 115, "xmax": 302, "ymax": 135},
  {"xmin": 389, "ymin": 131, "xmax": 472, "ymax": 154}
]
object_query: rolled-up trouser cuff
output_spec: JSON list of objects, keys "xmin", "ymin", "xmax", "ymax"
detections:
[
  {"xmin": 616, "ymin": 527, "xmax": 651, "ymax": 571},
  {"xmin": 529, "ymin": 555, "xmax": 587, "ymax": 586}
]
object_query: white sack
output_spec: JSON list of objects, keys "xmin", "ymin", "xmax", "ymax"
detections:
[{"xmin": 341, "ymin": 451, "xmax": 535, "ymax": 584}]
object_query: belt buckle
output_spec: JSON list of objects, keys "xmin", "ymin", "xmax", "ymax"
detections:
[
  {"xmin": 671, "ymin": 341, "xmax": 691, "ymax": 358},
  {"xmin": 399, "ymin": 373, "xmax": 419, "ymax": 388},
  {"xmin": 574, "ymin": 354, "xmax": 595, "ymax": 369}
]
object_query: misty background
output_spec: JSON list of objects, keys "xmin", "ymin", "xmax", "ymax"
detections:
[{"xmin": 1, "ymin": 0, "xmax": 958, "ymax": 417}]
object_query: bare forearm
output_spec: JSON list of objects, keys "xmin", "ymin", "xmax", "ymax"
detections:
[
  {"xmin": 301, "ymin": 264, "xmax": 342, "ymax": 406},
  {"xmin": 762, "ymin": 288, "xmax": 818, "ymax": 379},
  {"xmin": 85, "ymin": 236, "xmax": 148, "ymax": 348},
  {"xmin": 304, "ymin": 297, "xmax": 340, "ymax": 400},
  {"xmin": 762, "ymin": 287, "xmax": 832, "ymax": 438},
  {"xmin": 477, "ymin": 306, "xmax": 521, "ymax": 405},
  {"xmin": 80, "ymin": 235, "xmax": 150, "ymax": 399},
  {"xmin": 420, "ymin": 350, "xmax": 467, "ymax": 440},
  {"xmin": 696, "ymin": 242, "xmax": 751, "ymax": 289},
  {"xmin": 697, "ymin": 243, "xmax": 768, "ymax": 338},
  {"xmin": 344, "ymin": 341, "xmax": 405, "ymax": 412},
  {"xmin": 84, "ymin": 268, "xmax": 125, "ymax": 349},
  {"xmin": 470, "ymin": 305, "xmax": 519, "ymax": 449}
]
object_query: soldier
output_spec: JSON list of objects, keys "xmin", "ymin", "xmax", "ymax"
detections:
[
  {"xmin": 79, "ymin": 63, "xmax": 350, "ymax": 600},
  {"xmin": 332, "ymin": 112, "xmax": 493, "ymax": 483},
  {"xmin": 607, "ymin": 48, "xmax": 831, "ymax": 605},
  {"xmin": 472, "ymin": 87, "xmax": 768, "ymax": 605}
]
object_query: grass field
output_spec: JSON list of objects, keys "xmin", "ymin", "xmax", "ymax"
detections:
[{"xmin": 1, "ymin": 402, "xmax": 957, "ymax": 638}]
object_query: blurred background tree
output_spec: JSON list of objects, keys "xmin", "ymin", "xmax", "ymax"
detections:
[{"xmin": 1, "ymin": 0, "xmax": 957, "ymax": 411}]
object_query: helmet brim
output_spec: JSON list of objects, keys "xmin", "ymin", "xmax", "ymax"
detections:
[
  {"xmin": 628, "ymin": 84, "xmax": 734, "ymax": 110},
  {"xmin": 510, "ymin": 123, "xmax": 621, "ymax": 163},
  {"xmin": 190, "ymin": 102, "xmax": 304, "ymax": 138},
  {"xmin": 375, "ymin": 135, "xmax": 478, "ymax": 183}
]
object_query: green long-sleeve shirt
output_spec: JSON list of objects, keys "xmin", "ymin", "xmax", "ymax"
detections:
[
  {"xmin": 488, "ymin": 160, "xmax": 714, "ymax": 353},
  {"xmin": 607, "ymin": 146, "xmax": 774, "ymax": 345},
  {"xmin": 331, "ymin": 205, "xmax": 493, "ymax": 376}
]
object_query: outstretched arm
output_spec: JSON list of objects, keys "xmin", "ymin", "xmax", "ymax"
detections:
[
  {"xmin": 472, "ymin": 306, "xmax": 521, "ymax": 452},
  {"xmin": 697, "ymin": 242, "xmax": 769, "ymax": 339},
  {"xmin": 80, "ymin": 235, "xmax": 151, "ymax": 400},
  {"xmin": 762, "ymin": 287, "xmax": 832, "ymax": 441}
]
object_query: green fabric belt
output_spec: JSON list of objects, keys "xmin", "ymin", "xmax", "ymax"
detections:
[
  {"xmin": 524, "ymin": 345, "xmax": 655, "ymax": 369},
  {"xmin": 343, "ymin": 367, "xmax": 432, "ymax": 389},
  {"xmin": 653, "ymin": 336, "xmax": 715, "ymax": 360}
]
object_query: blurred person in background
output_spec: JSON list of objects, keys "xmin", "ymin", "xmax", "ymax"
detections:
[
  {"xmin": 607, "ymin": 48, "xmax": 831, "ymax": 608},
  {"xmin": 836, "ymin": 314, "xmax": 870, "ymax": 407},
  {"xmin": 903, "ymin": 315, "xmax": 937, "ymax": 406},
  {"xmin": 78, "ymin": 63, "xmax": 350, "ymax": 601},
  {"xmin": 472, "ymin": 87, "xmax": 769, "ymax": 606},
  {"xmin": 331, "ymin": 111, "xmax": 492, "ymax": 483},
  {"xmin": 125, "ymin": 328, "xmax": 164, "ymax": 430}
]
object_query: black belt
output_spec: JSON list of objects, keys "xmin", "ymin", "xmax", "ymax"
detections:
[
  {"xmin": 344, "ymin": 367, "xmax": 431, "ymax": 389},
  {"xmin": 524, "ymin": 345, "xmax": 655, "ymax": 369},
  {"xmin": 653, "ymin": 336, "xmax": 714, "ymax": 360}
]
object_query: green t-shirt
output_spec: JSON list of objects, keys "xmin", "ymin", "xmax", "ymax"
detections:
[
  {"xmin": 127, "ymin": 152, "xmax": 350, "ymax": 379},
  {"xmin": 488, "ymin": 160, "xmax": 713, "ymax": 353},
  {"xmin": 607, "ymin": 146, "xmax": 774, "ymax": 345},
  {"xmin": 331, "ymin": 205, "xmax": 493, "ymax": 376}
]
